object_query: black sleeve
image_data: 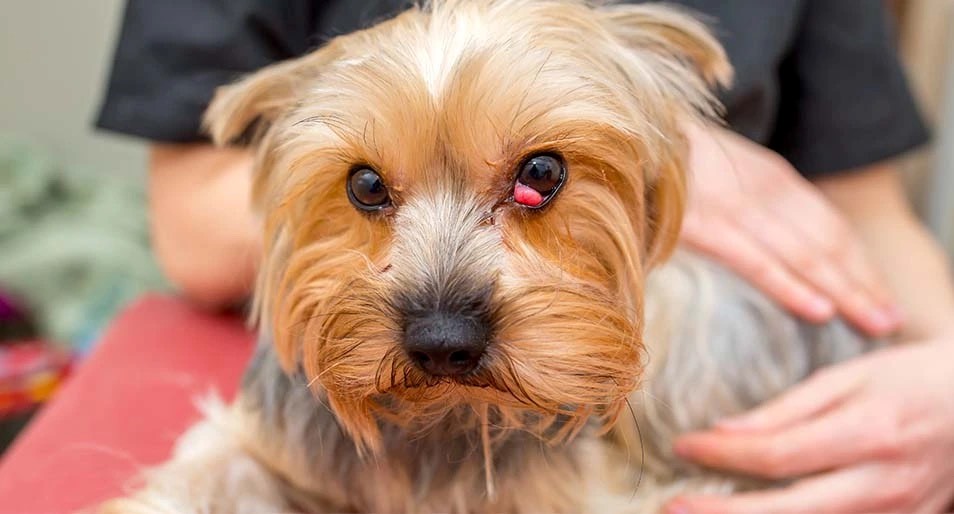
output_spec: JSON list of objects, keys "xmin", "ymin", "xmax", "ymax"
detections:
[
  {"xmin": 96, "ymin": 0, "xmax": 320, "ymax": 142},
  {"xmin": 96, "ymin": 0, "xmax": 411, "ymax": 143},
  {"xmin": 768, "ymin": 0, "xmax": 930, "ymax": 177}
]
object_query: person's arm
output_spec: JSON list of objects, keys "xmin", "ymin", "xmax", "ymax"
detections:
[
  {"xmin": 95, "ymin": 1, "xmax": 319, "ymax": 309},
  {"xmin": 149, "ymin": 144, "xmax": 260, "ymax": 309}
]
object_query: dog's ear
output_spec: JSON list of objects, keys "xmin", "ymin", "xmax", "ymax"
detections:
[
  {"xmin": 597, "ymin": 4, "xmax": 731, "ymax": 268},
  {"xmin": 597, "ymin": 3, "xmax": 732, "ymax": 94},
  {"xmin": 203, "ymin": 43, "xmax": 343, "ymax": 146},
  {"xmin": 642, "ymin": 152, "xmax": 686, "ymax": 268}
]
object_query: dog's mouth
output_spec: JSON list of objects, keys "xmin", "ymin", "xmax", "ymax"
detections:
[
  {"xmin": 374, "ymin": 354, "xmax": 500, "ymax": 393},
  {"xmin": 372, "ymin": 349, "xmax": 563, "ymax": 413},
  {"xmin": 335, "ymin": 345, "xmax": 630, "ymax": 447}
]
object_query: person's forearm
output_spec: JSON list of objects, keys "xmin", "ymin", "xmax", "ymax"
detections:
[
  {"xmin": 817, "ymin": 163, "xmax": 954, "ymax": 340},
  {"xmin": 149, "ymin": 144, "xmax": 261, "ymax": 309}
]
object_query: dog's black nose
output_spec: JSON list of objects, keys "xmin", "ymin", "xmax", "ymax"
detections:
[{"xmin": 403, "ymin": 313, "xmax": 488, "ymax": 377}]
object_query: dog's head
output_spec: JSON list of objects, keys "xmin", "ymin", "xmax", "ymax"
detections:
[{"xmin": 205, "ymin": 0, "xmax": 729, "ymax": 451}]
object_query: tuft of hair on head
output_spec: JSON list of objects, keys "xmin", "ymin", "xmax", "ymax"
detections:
[{"xmin": 598, "ymin": 2, "xmax": 732, "ymax": 91}]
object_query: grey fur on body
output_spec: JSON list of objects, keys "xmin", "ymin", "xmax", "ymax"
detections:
[{"xmin": 234, "ymin": 251, "xmax": 873, "ymax": 511}]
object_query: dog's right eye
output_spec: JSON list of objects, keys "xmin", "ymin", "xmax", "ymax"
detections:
[
  {"xmin": 348, "ymin": 167, "xmax": 391, "ymax": 211},
  {"xmin": 513, "ymin": 153, "xmax": 566, "ymax": 209}
]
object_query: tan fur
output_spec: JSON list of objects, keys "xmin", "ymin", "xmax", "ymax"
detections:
[{"xmin": 100, "ymin": 2, "xmax": 869, "ymax": 513}]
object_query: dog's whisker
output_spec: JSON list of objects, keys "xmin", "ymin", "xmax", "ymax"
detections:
[{"xmin": 623, "ymin": 396, "xmax": 645, "ymax": 502}]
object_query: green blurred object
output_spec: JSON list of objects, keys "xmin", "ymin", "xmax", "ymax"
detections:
[{"xmin": 0, "ymin": 139, "xmax": 169, "ymax": 353}]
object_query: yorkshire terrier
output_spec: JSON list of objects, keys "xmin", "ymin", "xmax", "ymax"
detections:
[{"xmin": 103, "ymin": 1, "xmax": 871, "ymax": 512}]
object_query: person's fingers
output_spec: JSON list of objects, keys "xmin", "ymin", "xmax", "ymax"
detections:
[
  {"xmin": 769, "ymin": 184, "xmax": 901, "ymax": 334},
  {"xmin": 664, "ymin": 464, "xmax": 907, "ymax": 514},
  {"xmin": 674, "ymin": 402, "xmax": 886, "ymax": 479},
  {"xmin": 683, "ymin": 126, "xmax": 899, "ymax": 334},
  {"xmin": 751, "ymin": 216, "xmax": 894, "ymax": 335},
  {"xmin": 712, "ymin": 364, "xmax": 861, "ymax": 432},
  {"xmin": 817, "ymin": 230, "xmax": 903, "ymax": 335},
  {"xmin": 820, "ymin": 219, "xmax": 893, "ymax": 306},
  {"xmin": 681, "ymin": 213, "xmax": 834, "ymax": 322},
  {"xmin": 736, "ymin": 206, "xmax": 879, "ymax": 329}
]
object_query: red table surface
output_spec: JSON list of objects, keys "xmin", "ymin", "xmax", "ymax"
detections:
[{"xmin": 0, "ymin": 295, "xmax": 255, "ymax": 514}]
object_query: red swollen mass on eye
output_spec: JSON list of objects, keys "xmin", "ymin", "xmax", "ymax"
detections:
[{"xmin": 514, "ymin": 182, "xmax": 544, "ymax": 207}]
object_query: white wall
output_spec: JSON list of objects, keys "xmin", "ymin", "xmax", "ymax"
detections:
[{"xmin": 0, "ymin": 0, "xmax": 146, "ymax": 178}]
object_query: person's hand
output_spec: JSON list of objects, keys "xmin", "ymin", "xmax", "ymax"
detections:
[
  {"xmin": 664, "ymin": 339, "xmax": 954, "ymax": 514},
  {"xmin": 680, "ymin": 123, "xmax": 902, "ymax": 336}
]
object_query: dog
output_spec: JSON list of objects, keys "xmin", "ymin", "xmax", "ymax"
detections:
[{"xmin": 102, "ymin": 1, "xmax": 872, "ymax": 512}]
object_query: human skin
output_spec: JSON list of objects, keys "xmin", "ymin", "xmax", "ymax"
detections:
[
  {"xmin": 679, "ymin": 123, "xmax": 903, "ymax": 337},
  {"xmin": 148, "ymin": 144, "xmax": 259, "ymax": 310}
]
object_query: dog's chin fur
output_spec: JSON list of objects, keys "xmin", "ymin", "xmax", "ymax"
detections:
[{"xmin": 100, "ymin": 2, "xmax": 874, "ymax": 513}]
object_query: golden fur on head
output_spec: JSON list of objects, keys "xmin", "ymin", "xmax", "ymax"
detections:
[{"xmin": 204, "ymin": 0, "xmax": 730, "ymax": 452}]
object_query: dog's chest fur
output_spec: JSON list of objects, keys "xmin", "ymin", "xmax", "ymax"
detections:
[{"xmin": 235, "ymin": 252, "xmax": 873, "ymax": 513}]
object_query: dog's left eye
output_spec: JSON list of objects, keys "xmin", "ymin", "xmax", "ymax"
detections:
[
  {"xmin": 513, "ymin": 154, "xmax": 566, "ymax": 208},
  {"xmin": 348, "ymin": 167, "xmax": 391, "ymax": 211}
]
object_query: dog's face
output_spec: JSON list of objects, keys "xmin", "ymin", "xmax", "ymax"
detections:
[{"xmin": 206, "ymin": 0, "xmax": 729, "ymax": 451}]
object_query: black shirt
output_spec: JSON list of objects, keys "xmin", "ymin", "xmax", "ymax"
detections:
[{"xmin": 96, "ymin": 0, "xmax": 929, "ymax": 177}]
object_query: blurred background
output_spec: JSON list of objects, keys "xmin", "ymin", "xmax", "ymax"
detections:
[
  {"xmin": 0, "ymin": 1, "xmax": 165, "ymax": 449},
  {"xmin": 0, "ymin": 0, "xmax": 952, "ymax": 452}
]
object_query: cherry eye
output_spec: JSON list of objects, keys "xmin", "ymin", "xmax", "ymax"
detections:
[
  {"xmin": 348, "ymin": 167, "xmax": 391, "ymax": 211},
  {"xmin": 513, "ymin": 154, "xmax": 566, "ymax": 208}
]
